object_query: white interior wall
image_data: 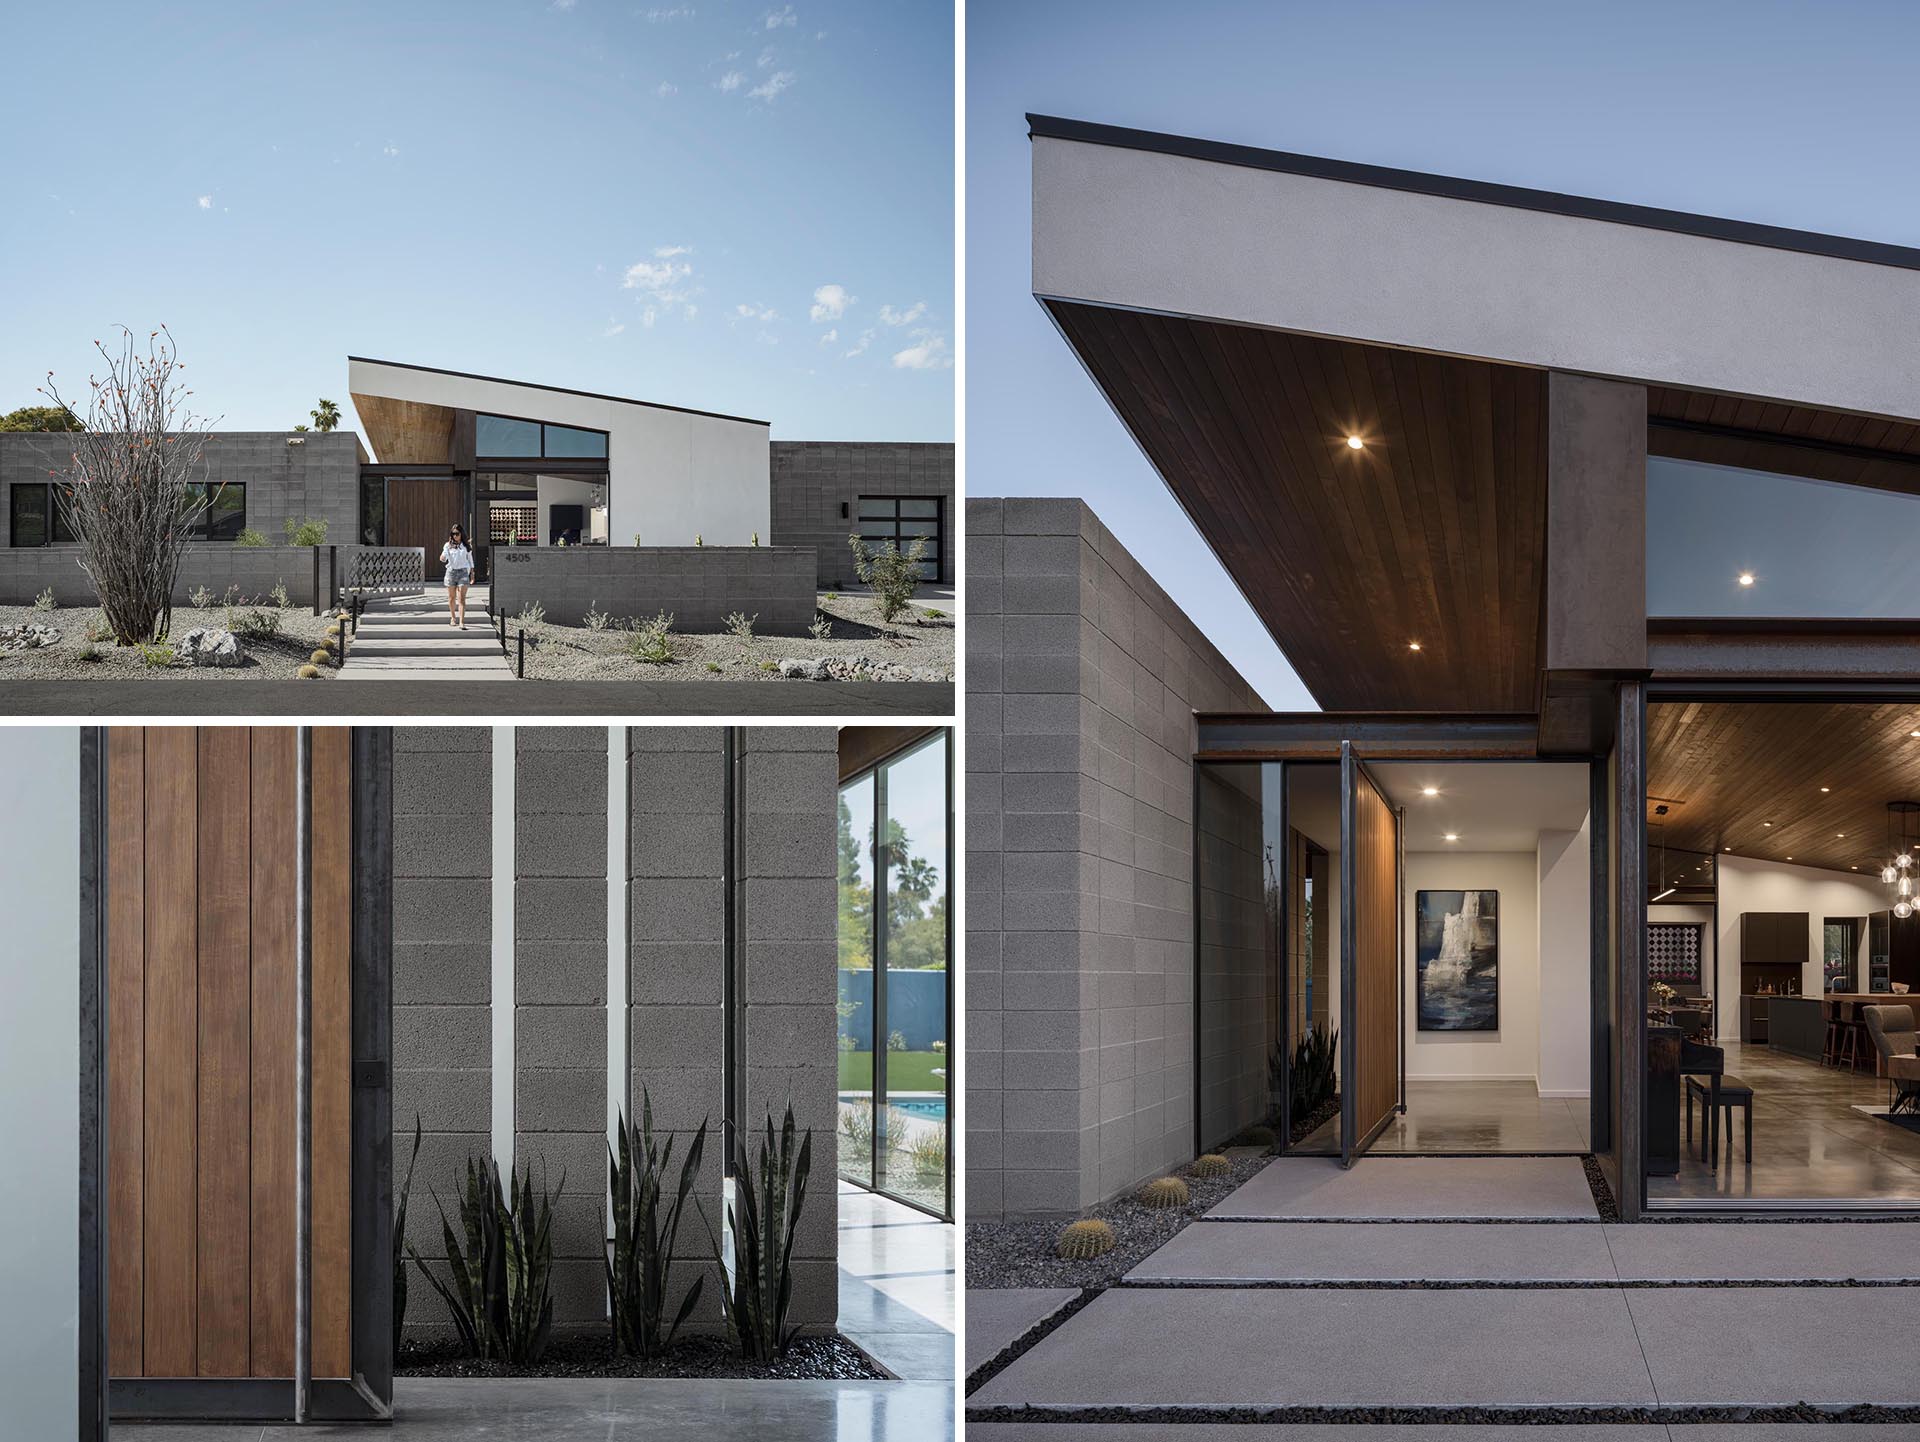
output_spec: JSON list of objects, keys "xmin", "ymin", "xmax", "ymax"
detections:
[
  {"xmin": 0, "ymin": 729, "xmax": 80, "ymax": 1437},
  {"xmin": 1648, "ymin": 901, "xmax": 1720, "ymax": 1031},
  {"xmin": 536, "ymin": 474, "xmax": 601, "ymax": 546},
  {"xmin": 1402, "ymin": 850, "xmax": 1540, "ymax": 1082},
  {"xmin": 1715, "ymin": 854, "xmax": 1881, "ymax": 1007},
  {"xmin": 1537, "ymin": 821, "xmax": 1592, "ymax": 1098}
]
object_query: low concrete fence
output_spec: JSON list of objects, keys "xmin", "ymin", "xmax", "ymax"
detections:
[
  {"xmin": 490, "ymin": 545, "xmax": 816, "ymax": 631},
  {"xmin": 0, "ymin": 543, "xmax": 364, "ymax": 609}
]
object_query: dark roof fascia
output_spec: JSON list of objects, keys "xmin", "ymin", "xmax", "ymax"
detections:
[
  {"xmin": 1027, "ymin": 114, "xmax": 1920, "ymax": 274},
  {"xmin": 346, "ymin": 356, "xmax": 771, "ymax": 428}
]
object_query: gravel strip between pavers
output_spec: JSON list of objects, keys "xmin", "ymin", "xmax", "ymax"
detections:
[
  {"xmin": 508, "ymin": 592, "xmax": 953, "ymax": 682},
  {"xmin": 0, "ymin": 602, "xmax": 341, "ymax": 681},
  {"xmin": 397, "ymin": 1329, "xmax": 888, "ymax": 1380},
  {"xmin": 967, "ymin": 1151, "xmax": 1274, "ymax": 1291}
]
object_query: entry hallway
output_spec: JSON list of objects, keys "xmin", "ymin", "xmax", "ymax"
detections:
[{"xmin": 967, "ymin": 1155, "xmax": 1920, "ymax": 1424}]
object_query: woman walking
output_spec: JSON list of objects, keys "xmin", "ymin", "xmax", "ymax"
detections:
[{"xmin": 441, "ymin": 524, "xmax": 475, "ymax": 628}]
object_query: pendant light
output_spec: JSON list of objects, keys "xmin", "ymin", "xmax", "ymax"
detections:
[{"xmin": 1884, "ymin": 803, "xmax": 1920, "ymax": 918}]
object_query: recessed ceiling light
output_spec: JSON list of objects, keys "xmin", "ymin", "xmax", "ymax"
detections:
[
  {"xmin": 1910, "ymin": 730, "xmax": 1920, "ymax": 738},
  {"xmin": 1787, "ymin": 855, "xmax": 1794, "ymax": 861},
  {"xmin": 1346, "ymin": 435, "xmax": 1365, "ymax": 450},
  {"xmin": 1821, "ymin": 786, "xmax": 1831, "ymax": 793},
  {"xmin": 1724, "ymin": 846, "xmax": 1732, "ymax": 852},
  {"xmin": 1408, "ymin": 640, "xmax": 1422, "ymax": 652},
  {"xmin": 1421, "ymin": 786, "xmax": 1438, "ymax": 797},
  {"xmin": 1444, "ymin": 833, "xmax": 1459, "ymax": 842},
  {"xmin": 1838, "ymin": 833, "xmax": 1847, "ymax": 838},
  {"xmin": 1738, "ymin": 572, "xmax": 1755, "ymax": 587},
  {"xmin": 1763, "ymin": 821, "xmax": 1773, "ymax": 827}
]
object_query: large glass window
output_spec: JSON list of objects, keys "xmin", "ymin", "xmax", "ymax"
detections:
[
  {"xmin": 177, "ymin": 482, "xmax": 244, "ymax": 542},
  {"xmin": 358, "ymin": 474, "xmax": 386, "ymax": 546},
  {"xmin": 475, "ymin": 414, "xmax": 609, "ymax": 460},
  {"xmin": 1648, "ymin": 454, "xmax": 1920, "ymax": 617},
  {"xmin": 837, "ymin": 731, "xmax": 951, "ymax": 1216},
  {"xmin": 856, "ymin": 496, "xmax": 941, "ymax": 580},
  {"xmin": 9, "ymin": 483, "xmax": 78, "ymax": 546},
  {"xmin": 475, "ymin": 413, "xmax": 542, "ymax": 456}
]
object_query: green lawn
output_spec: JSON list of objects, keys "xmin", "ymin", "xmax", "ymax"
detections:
[{"xmin": 838, "ymin": 1050, "xmax": 947, "ymax": 1094}]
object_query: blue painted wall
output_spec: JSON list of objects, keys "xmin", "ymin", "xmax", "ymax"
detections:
[{"xmin": 838, "ymin": 966, "xmax": 947, "ymax": 1052}]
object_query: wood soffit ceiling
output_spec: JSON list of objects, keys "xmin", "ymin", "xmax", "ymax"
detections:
[
  {"xmin": 1048, "ymin": 300, "xmax": 1548, "ymax": 714},
  {"xmin": 350, "ymin": 393, "xmax": 455, "ymax": 466},
  {"xmin": 1649, "ymin": 700, "xmax": 1920, "ymax": 877}
]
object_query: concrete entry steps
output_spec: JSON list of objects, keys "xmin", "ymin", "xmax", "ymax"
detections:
[
  {"xmin": 967, "ymin": 1285, "xmax": 1920, "ymax": 1410},
  {"xmin": 1206, "ymin": 1154, "xmax": 1600, "ymax": 1220},
  {"xmin": 343, "ymin": 586, "xmax": 516, "ymax": 680},
  {"xmin": 1130, "ymin": 1220, "xmax": 1920, "ymax": 1285}
]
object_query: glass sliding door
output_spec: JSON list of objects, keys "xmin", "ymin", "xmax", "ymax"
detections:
[{"xmin": 837, "ymin": 731, "xmax": 952, "ymax": 1217}]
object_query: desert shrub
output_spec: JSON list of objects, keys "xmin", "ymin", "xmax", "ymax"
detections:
[
  {"xmin": 188, "ymin": 584, "xmax": 214, "ymax": 609},
  {"xmin": 228, "ymin": 608, "xmax": 282, "ymax": 640},
  {"xmin": 32, "ymin": 587, "xmax": 54, "ymax": 611},
  {"xmin": 904, "ymin": 1126, "xmax": 946, "ymax": 1179},
  {"xmin": 516, "ymin": 600, "xmax": 545, "ymax": 626},
  {"xmin": 839, "ymin": 1100, "xmax": 875, "ymax": 1151},
  {"xmin": 234, "ymin": 527, "xmax": 268, "ymax": 548},
  {"xmin": 627, "ymin": 611, "xmax": 675, "ymax": 664},
  {"xmin": 84, "ymin": 612, "xmax": 113, "ymax": 642},
  {"xmin": 137, "ymin": 642, "xmax": 174, "ymax": 668},
  {"xmin": 847, "ymin": 532, "xmax": 929, "ymax": 624},
  {"xmin": 758, "ymin": 660, "xmax": 778, "ymax": 672},
  {"xmin": 808, "ymin": 614, "xmax": 832, "ymax": 641},
  {"xmin": 704, "ymin": 661, "xmax": 721, "ymax": 673},
  {"xmin": 270, "ymin": 579, "xmax": 290, "ymax": 609},
  {"xmin": 583, "ymin": 601, "xmax": 612, "ymax": 632},
  {"xmin": 78, "ymin": 645, "xmax": 102, "ymax": 664},
  {"xmin": 886, "ymin": 1030, "xmax": 906, "ymax": 1052},
  {"xmin": 283, "ymin": 516, "xmax": 328, "ymax": 546},
  {"xmin": 724, "ymin": 611, "xmax": 756, "ymax": 641}
]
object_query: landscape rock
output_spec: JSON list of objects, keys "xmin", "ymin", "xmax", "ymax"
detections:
[
  {"xmin": 0, "ymin": 623, "xmax": 59, "ymax": 650},
  {"xmin": 178, "ymin": 627, "xmax": 244, "ymax": 668},
  {"xmin": 777, "ymin": 657, "xmax": 830, "ymax": 680}
]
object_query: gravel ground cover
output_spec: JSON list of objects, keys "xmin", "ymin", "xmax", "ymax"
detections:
[
  {"xmin": 511, "ymin": 591, "xmax": 953, "ymax": 683},
  {"xmin": 0, "ymin": 602, "xmax": 340, "ymax": 681},
  {"xmin": 396, "ymin": 1329, "xmax": 887, "ymax": 1380},
  {"xmin": 967, "ymin": 1149, "xmax": 1273, "ymax": 1291}
]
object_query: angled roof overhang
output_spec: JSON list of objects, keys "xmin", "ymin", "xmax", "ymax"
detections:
[{"xmin": 1033, "ymin": 115, "xmax": 1920, "ymax": 714}]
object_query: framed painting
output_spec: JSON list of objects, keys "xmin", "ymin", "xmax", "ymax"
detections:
[{"xmin": 1415, "ymin": 889, "xmax": 1499, "ymax": 1031}]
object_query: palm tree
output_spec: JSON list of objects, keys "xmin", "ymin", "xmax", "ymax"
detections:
[{"xmin": 311, "ymin": 398, "xmax": 342, "ymax": 432}]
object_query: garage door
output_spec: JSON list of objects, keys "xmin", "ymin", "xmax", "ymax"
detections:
[{"xmin": 856, "ymin": 496, "xmax": 942, "ymax": 581}]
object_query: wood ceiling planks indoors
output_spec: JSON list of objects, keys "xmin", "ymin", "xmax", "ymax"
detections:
[
  {"xmin": 1648, "ymin": 700, "xmax": 1920, "ymax": 875},
  {"xmin": 1048, "ymin": 301, "xmax": 1547, "ymax": 713}
]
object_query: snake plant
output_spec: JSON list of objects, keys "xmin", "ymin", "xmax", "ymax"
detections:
[
  {"xmin": 706, "ymin": 1101, "xmax": 813, "ymax": 1360},
  {"xmin": 393, "ymin": 1116, "xmax": 421, "ymax": 1361},
  {"xmin": 606, "ymin": 1090, "xmax": 707, "ymax": 1358},
  {"xmin": 412, "ymin": 1152, "xmax": 559, "ymax": 1363}
]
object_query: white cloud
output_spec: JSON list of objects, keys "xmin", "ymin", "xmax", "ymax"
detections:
[
  {"xmin": 641, "ymin": 306, "xmax": 658, "ymax": 329},
  {"xmin": 733, "ymin": 302, "xmax": 778, "ymax": 322},
  {"xmin": 645, "ymin": 5, "xmax": 694, "ymax": 17},
  {"xmin": 656, "ymin": 81, "xmax": 678, "ymax": 97},
  {"xmin": 717, "ymin": 70, "xmax": 745, "ymax": 92},
  {"xmin": 622, "ymin": 249, "xmax": 699, "ymax": 319},
  {"xmin": 809, "ymin": 283, "xmax": 853, "ymax": 323},
  {"xmin": 382, "ymin": 142, "xmax": 401, "ymax": 157},
  {"xmin": 197, "ymin": 194, "xmax": 213, "ymax": 209},
  {"xmin": 748, "ymin": 69, "xmax": 795, "ymax": 101},
  {"xmin": 764, "ymin": 4, "xmax": 796, "ymax": 27},
  {"xmin": 843, "ymin": 328, "xmax": 875, "ymax": 358},
  {"xmin": 878, "ymin": 301, "xmax": 926, "ymax": 327},
  {"xmin": 891, "ymin": 330, "xmax": 952, "ymax": 370},
  {"xmin": 550, "ymin": 0, "xmax": 577, "ymax": 10},
  {"xmin": 818, "ymin": 328, "xmax": 837, "ymax": 345},
  {"xmin": 757, "ymin": 48, "xmax": 775, "ymax": 68},
  {"xmin": 603, "ymin": 320, "xmax": 626, "ymax": 337}
]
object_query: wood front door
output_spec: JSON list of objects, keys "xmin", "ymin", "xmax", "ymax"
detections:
[
  {"xmin": 1340, "ymin": 744, "xmax": 1403, "ymax": 1165},
  {"xmin": 106, "ymin": 727, "xmax": 354, "ymax": 1388},
  {"xmin": 385, "ymin": 477, "xmax": 467, "ymax": 580}
]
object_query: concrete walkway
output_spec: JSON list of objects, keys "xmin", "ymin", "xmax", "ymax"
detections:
[
  {"xmin": 837, "ymin": 1180, "xmax": 956, "ymax": 1381},
  {"xmin": 971, "ymin": 1155, "xmax": 1920, "ymax": 1418},
  {"xmin": 340, "ymin": 586, "xmax": 517, "ymax": 681}
]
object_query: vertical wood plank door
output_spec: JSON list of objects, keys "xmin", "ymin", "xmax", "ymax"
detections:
[
  {"xmin": 107, "ymin": 727, "xmax": 354, "ymax": 1383},
  {"xmin": 1350, "ymin": 763, "xmax": 1402, "ymax": 1154},
  {"xmin": 385, "ymin": 478, "xmax": 467, "ymax": 581}
]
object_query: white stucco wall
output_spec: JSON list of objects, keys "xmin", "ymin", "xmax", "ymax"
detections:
[
  {"xmin": 1537, "ymin": 823, "xmax": 1592, "ymax": 1099},
  {"xmin": 1034, "ymin": 134, "xmax": 1920, "ymax": 424},
  {"xmin": 1716, "ymin": 854, "xmax": 1882, "ymax": 1005},
  {"xmin": 0, "ymin": 729, "xmax": 80, "ymax": 1437},
  {"xmin": 349, "ymin": 360, "xmax": 771, "ymax": 547},
  {"xmin": 1402, "ymin": 850, "xmax": 1539, "ymax": 1083}
]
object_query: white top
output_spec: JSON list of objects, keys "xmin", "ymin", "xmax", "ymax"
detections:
[{"xmin": 441, "ymin": 543, "xmax": 474, "ymax": 572}]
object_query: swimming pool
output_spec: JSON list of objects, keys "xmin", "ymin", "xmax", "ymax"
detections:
[{"xmin": 840, "ymin": 1093, "xmax": 947, "ymax": 1122}]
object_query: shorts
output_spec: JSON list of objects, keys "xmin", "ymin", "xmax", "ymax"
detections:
[{"xmin": 445, "ymin": 567, "xmax": 471, "ymax": 589}]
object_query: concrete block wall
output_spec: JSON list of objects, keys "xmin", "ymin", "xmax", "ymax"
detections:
[
  {"xmin": 391, "ymin": 726, "xmax": 493, "ymax": 1338},
  {"xmin": 967, "ymin": 497, "xmax": 1265, "ymax": 1221},
  {"xmin": 771, "ymin": 441, "xmax": 955, "ymax": 587},
  {"xmin": 739, "ymin": 727, "xmax": 840, "ymax": 1329},
  {"xmin": 491, "ymin": 545, "xmax": 817, "ymax": 631},
  {"xmin": 515, "ymin": 728, "xmax": 610, "ymax": 1328},
  {"xmin": 627, "ymin": 727, "xmax": 730, "ymax": 1329},
  {"xmin": 0, "ymin": 543, "xmax": 366, "ymax": 608}
]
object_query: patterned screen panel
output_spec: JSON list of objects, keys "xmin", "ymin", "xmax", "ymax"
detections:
[{"xmin": 1648, "ymin": 922, "xmax": 1703, "ymax": 983}]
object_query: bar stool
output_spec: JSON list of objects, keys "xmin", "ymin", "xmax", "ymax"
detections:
[
  {"xmin": 1838, "ymin": 1001, "xmax": 1870, "ymax": 1074},
  {"xmin": 1822, "ymin": 998, "xmax": 1842, "ymax": 1066}
]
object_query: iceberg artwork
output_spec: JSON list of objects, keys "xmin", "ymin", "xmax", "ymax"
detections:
[{"xmin": 1415, "ymin": 889, "xmax": 1499, "ymax": 1032}]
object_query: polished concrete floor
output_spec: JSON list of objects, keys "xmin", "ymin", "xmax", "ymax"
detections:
[
  {"xmin": 1293, "ymin": 1078, "xmax": 1590, "ymax": 1154},
  {"xmin": 835, "ymin": 1179, "xmax": 956, "ymax": 1381},
  {"xmin": 1648, "ymin": 1039, "xmax": 1920, "ymax": 1205}
]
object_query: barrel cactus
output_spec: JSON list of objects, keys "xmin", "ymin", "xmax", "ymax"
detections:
[
  {"xmin": 1056, "ymin": 1218, "xmax": 1115, "ymax": 1260},
  {"xmin": 297, "ymin": 664, "xmax": 322, "ymax": 679},
  {"xmin": 310, "ymin": 648, "xmax": 332, "ymax": 666},
  {"xmin": 1138, "ymin": 1176, "xmax": 1190, "ymax": 1210},
  {"xmin": 1188, "ymin": 1153, "xmax": 1230, "ymax": 1179},
  {"xmin": 1238, "ymin": 1125, "xmax": 1278, "ymax": 1150}
]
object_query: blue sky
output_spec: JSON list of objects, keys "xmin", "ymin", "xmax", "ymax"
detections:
[
  {"xmin": 0, "ymin": 0, "xmax": 952, "ymax": 442},
  {"xmin": 968, "ymin": 0, "xmax": 1920, "ymax": 709}
]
